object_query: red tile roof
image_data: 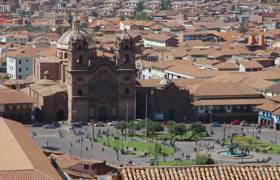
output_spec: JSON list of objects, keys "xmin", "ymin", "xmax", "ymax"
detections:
[
  {"xmin": 119, "ymin": 165, "xmax": 280, "ymax": 180},
  {"xmin": 0, "ymin": 85, "xmax": 34, "ymax": 104},
  {"xmin": 0, "ymin": 169, "xmax": 56, "ymax": 180}
]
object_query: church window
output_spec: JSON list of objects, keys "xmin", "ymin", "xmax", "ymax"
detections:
[
  {"xmin": 124, "ymin": 88, "xmax": 130, "ymax": 95},
  {"xmin": 78, "ymin": 89, "xmax": 83, "ymax": 96},
  {"xmin": 58, "ymin": 52, "xmax": 62, "ymax": 59},
  {"xmin": 64, "ymin": 53, "xmax": 68, "ymax": 59},
  {"xmin": 77, "ymin": 55, "xmax": 83, "ymax": 64},
  {"xmin": 124, "ymin": 54, "xmax": 129, "ymax": 64}
]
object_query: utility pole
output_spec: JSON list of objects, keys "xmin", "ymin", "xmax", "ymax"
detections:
[{"xmin": 145, "ymin": 93, "xmax": 148, "ymax": 154}]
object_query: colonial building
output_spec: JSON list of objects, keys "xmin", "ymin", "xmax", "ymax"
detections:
[
  {"xmin": 0, "ymin": 84, "xmax": 34, "ymax": 123},
  {"xmin": 136, "ymin": 77, "xmax": 192, "ymax": 122},
  {"xmin": 27, "ymin": 14, "xmax": 136, "ymax": 122},
  {"xmin": 192, "ymin": 82, "xmax": 266, "ymax": 123}
]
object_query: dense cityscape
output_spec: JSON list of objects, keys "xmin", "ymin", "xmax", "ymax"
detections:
[{"xmin": 0, "ymin": 0, "xmax": 280, "ymax": 179}]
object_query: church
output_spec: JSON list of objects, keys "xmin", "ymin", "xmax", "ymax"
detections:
[{"xmin": 27, "ymin": 15, "xmax": 136, "ymax": 122}]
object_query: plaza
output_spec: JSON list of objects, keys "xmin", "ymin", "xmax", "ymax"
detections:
[{"xmin": 26, "ymin": 122, "xmax": 280, "ymax": 166}]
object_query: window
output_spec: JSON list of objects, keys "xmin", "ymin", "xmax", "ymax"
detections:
[
  {"xmin": 25, "ymin": 59, "xmax": 28, "ymax": 63},
  {"xmin": 64, "ymin": 53, "xmax": 68, "ymax": 59},
  {"xmin": 84, "ymin": 164, "xmax": 89, "ymax": 170},
  {"xmin": 124, "ymin": 54, "xmax": 129, "ymax": 64},
  {"xmin": 26, "ymin": 67, "xmax": 28, "ymax": 71},
  {"xmin": 78, "ymin": 77, "xmax": 83, "ymax": 82},
  {"xmin": 19, "ymin": 75, "xmax": 22, "ymax": 79},
  {"xmin": 77, "ymin": 55, "xmax": 83, "ymax": 64},
  {"xmin": 19, "ymin": 68, "xmax": 22, "ymax": 72},
  {"xmin": 124, "ymin": 88, "xmax": 130, "ymax": 95},
  {"xmin": 18, "ymin": 60, "xmax": 21, "ymax": 64},
  {"xmin": 78, "ymin": 89, "xmax": 83, "ymax": 96}
]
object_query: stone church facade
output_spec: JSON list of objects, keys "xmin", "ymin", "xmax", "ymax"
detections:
[{"xmin": 29, "ymin": 16, "xmax": 136, "ymax": 122}]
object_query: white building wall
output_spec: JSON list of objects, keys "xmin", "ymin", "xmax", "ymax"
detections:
[
  {"xmin": 6, "ymin": 57, "xmax": 16, "ymax": 79},
  {"xmin": 6, "ymin": 56, "xmax": 33, "ymax": 79},
  {"xmin": 143, "ymin": 39, "xmax": 166, "ymax": 47}
]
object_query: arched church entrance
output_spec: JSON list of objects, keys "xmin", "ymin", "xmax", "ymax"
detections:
[
  {"xmin": 167, "ymin": 109, "xmax": 175, "ymax": 120},
  {"xmin": 56, "ymin": 109, "xmax": 66, "ymax": 121},
  {"xmin": 98, "ymin": 106, "xmax": 108, "ymax": 122}
]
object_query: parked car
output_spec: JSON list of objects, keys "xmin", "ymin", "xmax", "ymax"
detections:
[
  {"xmin": 230, "ymin": 120, "xmax": 241, "ymax": 125},
  {"xmin": 240, "ymin": 120, "xmax": 249, "ymax": 126},
  {"xmin": 52, "ymin": 122, "xmax": 61, "ymax": 127},
  {"xmin": 256, "ymin": 124, "xmax": 262, "ymax": 129},
  {"xmin": 94, "ymin": 122, "xmax": 105, "ymax": 127},
  {"xmin": 108, "ymin": 121, "xmax": 117, "ymax": 126},
  {"xmin": 32, "ymin": 122, "xmax": 43, "ymax": 127},
  {"xmin": 211, "ymin": 122, "xmax": 221, "ymax": 127},
  {"xmin": 72, "ymin": 122, "xmax": 82, "ymax": 128},
  {"xmin": 44, "ymin": 124, "xmax": 56, "ymax": 129}
]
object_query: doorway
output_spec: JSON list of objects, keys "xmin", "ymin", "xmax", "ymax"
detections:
[
  {"xmin": 98, "ymin": 106, "xmax": 108, "ymax": 122},
  {"xmin": 56, "ymin": 109, "xmax": 65, "ymax": 121}
]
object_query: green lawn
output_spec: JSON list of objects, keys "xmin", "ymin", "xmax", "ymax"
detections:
[
  {"xmin": 128, "ymin": 131, "xmax": 205, "ymax": 141},
  {"xmin": 158, "ymin": 160, "xmax": 195, "ymax": 166},
  {"xmin": 228, "ymin": 135, "xmax": 280, "ymax": 154},
  {"xmin": 96, "ymin": 136, "xmax": 174, "ymax": 156}
]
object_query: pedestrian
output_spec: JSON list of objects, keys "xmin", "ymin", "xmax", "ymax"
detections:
[{"xmin": 102, "ymin": 147, "xmax": 105, "ymax": 152}]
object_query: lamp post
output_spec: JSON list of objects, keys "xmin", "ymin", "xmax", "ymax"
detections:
[
  {"xmin": 144, "ymin": 93, "xmax": 148, "ymax": 154},
  {"xmin": 133, "ymin": 91, "xmax": 136, "ymax": 150},
  {"xmin": 125, "ymin": 101, "xmax": 129, "ymax": 150}
]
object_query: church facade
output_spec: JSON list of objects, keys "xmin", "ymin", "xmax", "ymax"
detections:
[{"xmin": 29, "ymin": 16, "xmax": 136, "ymax": 122}]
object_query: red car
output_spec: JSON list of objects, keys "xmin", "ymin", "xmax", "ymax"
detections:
[{"xmin": 230, "ymin": 120, "xmax": 241, "ymax": 125}]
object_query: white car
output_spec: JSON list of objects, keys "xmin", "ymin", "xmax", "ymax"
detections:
[{"xmin": 108, "ymin": 121, "xmax": 117, "ymax": 126}]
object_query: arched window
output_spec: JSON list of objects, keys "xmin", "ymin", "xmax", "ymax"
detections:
[
  {"xmin": 77, "ymin": 55, "xmax": 83, "ymax": 64},
  {"xmin": 124, "ymin": 54, "xmax": 129, "ymax": 64},
  {"xmin": 78, "ymin": 89, "xmax": 83, "ymax": 96},
  {"xmin": 64, "ymin": 53, "xmax": 68, "ymax": 59},
  {"xmin": 124, "ymin": 88, "xmax": 130, "ymax": 95}
]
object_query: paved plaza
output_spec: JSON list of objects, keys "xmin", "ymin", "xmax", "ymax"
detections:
[{"xmin": 26, "ymin": 123, "xmax": 280, "ymax": 166}]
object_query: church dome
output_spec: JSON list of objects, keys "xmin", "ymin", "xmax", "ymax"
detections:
[
  {"xmin": 36, "ymin": 71, "xmax": 56, "ymax": 86},
  {"xmin": 56, "ymin": 14, "xmax": 95, "ymax": 50}
]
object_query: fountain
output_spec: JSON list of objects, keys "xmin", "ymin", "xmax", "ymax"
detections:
[{"xmin": 217, "ymin": 133, "xmax": 247, "ymax": 158}]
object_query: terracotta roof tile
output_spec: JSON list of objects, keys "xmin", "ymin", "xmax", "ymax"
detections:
[
  {"xmin": 119, "ymin": 165, "xmax": 280, "ymax": 180},
  {"xmin": 0, "ymin": 84, "xmax": 34, "ymax": 104}
]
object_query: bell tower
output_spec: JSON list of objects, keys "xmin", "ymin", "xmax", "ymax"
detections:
[
  {"xmin": 114, "ymin": 30, "xmax": 136, "ymax": 70},
  {"xmin": 114, "ymin": 30, "xmax": 137, "ymax": 120}
]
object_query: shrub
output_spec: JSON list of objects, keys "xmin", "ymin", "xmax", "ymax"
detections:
[{"xmin": 195, "ymin": 153, "xmax": 215, "ymax": 165}]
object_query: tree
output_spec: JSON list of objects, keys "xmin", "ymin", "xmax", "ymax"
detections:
[
  {"xmin": 161, "ymin": 0, "xmax": 171, "ymax": 10},
  {"xmin": 147, "ymin": 120, "xmax": 163, "ymax": 137},
  {"xmin": 169, "ymin": 123, "xmax": 187, "ymax": 140},
  {"xmin": 115, "ymin": 121, "xmax": 127, "ymax": 135},
  {"xmin": 189, "ymin": 122, "xmax": 207, "ymax": 134},
  {"xmin": 135, "ymin": 11, "xmax": 151, "ymax": 21}
]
